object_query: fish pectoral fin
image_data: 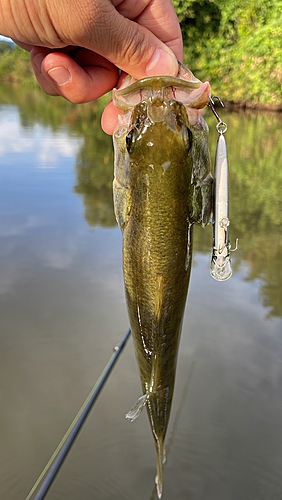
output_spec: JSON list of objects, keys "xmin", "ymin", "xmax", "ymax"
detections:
[
  {"xmin": 125, "ymin": 394, "xmax": 147, "ymax": 422},
  {"xmin": 113, "ymin": 178, "xmax": 132, "ymax": 231}
]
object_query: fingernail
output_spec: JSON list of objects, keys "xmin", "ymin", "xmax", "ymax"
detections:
[
  {"xmin": 146, "ymin": 47, "xmax": 178, "ymax": 77},
  {"xmin": 33, "ymin": 53, "xmax": 44, "ymax": 72},
  {"xmin": 47, "ymin": 67, "xmax": 72, "ymax": 86}
]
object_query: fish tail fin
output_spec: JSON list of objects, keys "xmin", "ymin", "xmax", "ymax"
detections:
[
  {"xmin": 125, "ymin": 394, "xmax": 147, "ymax": 422},
  {"xmin": 155, "ymin": 438, "xmax": 164, "ymax": 499}
]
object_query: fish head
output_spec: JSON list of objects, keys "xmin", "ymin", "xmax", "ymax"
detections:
[
  {"xmin": 122, "ymin": 97, "xmax": 194, "ymax": 169},
  {"xmin": 113, "ymin": 62, "xmax": 213, "ymax": 226}
]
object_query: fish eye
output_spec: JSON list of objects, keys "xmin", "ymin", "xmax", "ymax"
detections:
[
  {"xmin": 126, "ymin": 129, "xmax": 136, "ymax": 154},
  {"xmin": 183, "ymin": 126, "xmax": 193, "ymax": 155}
]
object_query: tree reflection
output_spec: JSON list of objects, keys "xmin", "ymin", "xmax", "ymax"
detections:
[
  {"xmin": 0, "ymin": 83, "xmax": 116, "ymax": 227},
  {"xmin": 204, "ymin": 110, "xmax": 282, "ymax": 318},
  {"xmin": 73, "ymin": 133, "xmax": 115, "ymax": 228}
]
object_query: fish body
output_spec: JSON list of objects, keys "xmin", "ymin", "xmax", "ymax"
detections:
[{"xmin": 113, "ymin": 63, "xmax": 212, "ymax": 497}]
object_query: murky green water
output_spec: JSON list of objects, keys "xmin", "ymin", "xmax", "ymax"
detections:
[{"xmin": 0, "ymin": 84, "xmax": 282, "ymax": 500}]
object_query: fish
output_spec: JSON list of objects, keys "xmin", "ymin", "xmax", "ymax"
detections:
[{"xmin": 112, "ymin": 62, "xmax": 212, "ymax": 498}]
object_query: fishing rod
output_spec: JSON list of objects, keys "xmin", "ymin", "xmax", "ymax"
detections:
[{"xmin": 25, "ymin": 328, "xmax": 131, "ymax": 500}]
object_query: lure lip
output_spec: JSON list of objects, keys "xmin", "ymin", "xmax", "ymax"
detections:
[{"xmin": 210, "ymin": 247, "xmax": 232, "ymax": 281}]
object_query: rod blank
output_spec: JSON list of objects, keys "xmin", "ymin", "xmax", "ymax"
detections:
[{"xmin": 26, "ymin": 329, "xmax": 131, "ymax": 500}]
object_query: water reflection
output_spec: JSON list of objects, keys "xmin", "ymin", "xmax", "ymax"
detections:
[
  {"xmin": 74, "ymin": 133, "xmax": 115, "ymax": 228},
  {"xmin": 202, "ymin": 110, "xmax": 282, "ymax": 318},
  {"xmin": 2, "ymin": 86, "xmax": 281, "ymax": 318},
  {"xmin": 1, "ymin": 85, "xmax": 282, "ymax": 500},
  {"xmin": 0, "ymin": 83, "xmax": 115, "ymax": 227}
]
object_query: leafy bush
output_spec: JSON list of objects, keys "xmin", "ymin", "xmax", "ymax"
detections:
[
  {"xmin": 173, "ymin": 0, "xmax": 282, "ymax": 105},
  {"xmin": 1, "ymin": 4, "xmax": 282, "ymax": 106},
  {"xmin": 0, "ymin": 45, "xmax": 35, "ymax": 83}
]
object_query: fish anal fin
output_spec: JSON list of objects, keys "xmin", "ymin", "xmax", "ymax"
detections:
[{"xmin": 125, "ymin": 394, "xmax": 147, "ymax": 422}]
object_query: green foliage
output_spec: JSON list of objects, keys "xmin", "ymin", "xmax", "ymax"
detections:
[
  {"xmin": 173, "ymin": 0, "xmax": 282, "ymax": 106},
  {"xmin": 0, "ymin": 43, "xmax": 12, "ymax": 54},
  {"xmin": 1, "ymin": 4, "xmax": 282, "ymax": 105},
  {"xmin": 0, "ymin": 45, "xmax": 35, "ymax": 84},
  {"xmin": 173, "ymin": 0, "xmax": 221, "ymax": 56}
]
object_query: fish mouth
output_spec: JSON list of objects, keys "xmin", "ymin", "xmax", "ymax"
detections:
[
  {"xmin": 116, "ymin": 75, "xmax": 201, "ymax": 95},
  {"xmin": 113, "ymin": 63, "xmax": 211, "ymax": 112}
]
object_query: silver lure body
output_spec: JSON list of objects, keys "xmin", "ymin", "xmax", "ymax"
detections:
[{"xmin": 210, "ymin": 133, "xmax": 232, "ymax": 281}]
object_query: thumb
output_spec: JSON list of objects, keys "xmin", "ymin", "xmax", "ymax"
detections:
[{"xmin": 76, "ymin": 4, "xmax": 179, "ymax": 80}]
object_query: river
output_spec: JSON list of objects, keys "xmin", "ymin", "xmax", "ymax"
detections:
[{"xmin": 0, "ymin": 84, "xmax": 282, "ymax": 500}]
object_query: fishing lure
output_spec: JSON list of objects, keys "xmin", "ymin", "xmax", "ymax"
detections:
[{"xmin": 209, "ymin": 97, "xmax": 238, "ymax": 281}]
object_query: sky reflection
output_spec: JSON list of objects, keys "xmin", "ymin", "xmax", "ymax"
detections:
[{"xmin": 0, "ymin": 106, "xmax": 83, "ymax": 165}]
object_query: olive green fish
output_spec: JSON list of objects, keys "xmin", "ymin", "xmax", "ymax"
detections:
[{"xmin": 113, "ymin": 62, "xmax": 212, "ymax": 498}]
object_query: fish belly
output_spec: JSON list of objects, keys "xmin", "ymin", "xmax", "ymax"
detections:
[
  {"xmin": 122, "ymin": 172, "xmax": 192, "ymax": 435},
  {"xmin": 123, "ymin": 184, "xmax": 191, "ymax": 497}
]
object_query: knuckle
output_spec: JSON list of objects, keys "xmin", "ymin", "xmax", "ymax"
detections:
[
  {"xmin": 118, "ymin": 26, "xmax": 150, "ymax": 67},
  {"xmin": 71, "ymin": 2, "xmax": 113, "ymax": 45}
]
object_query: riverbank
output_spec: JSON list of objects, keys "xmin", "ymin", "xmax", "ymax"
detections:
[
  {"xmin": 0, "ymin": 45, "xmax": 35, "ymax": 84},
  {"xmin": 221, "ymin": 101, "xmax": 282, "ymax": 113},
  {"xmin": 0, "ymin": 38, "xmax": 281, "ymax": 112},
  {"xmin": 178, "ymin": 0, "xmax": 282, "ymax": 109}
]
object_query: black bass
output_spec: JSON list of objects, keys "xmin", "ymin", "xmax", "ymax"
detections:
[{"xmin": 113, "ymin": 62, "xmax": 212, "ymax": 498}]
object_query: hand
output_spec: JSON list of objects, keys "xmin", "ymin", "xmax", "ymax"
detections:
[{"xmin": 0, "ymin": 0, "xmax": 182, "ymax": 134}]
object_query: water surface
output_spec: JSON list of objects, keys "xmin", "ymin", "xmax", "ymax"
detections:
[{"xmin": 0, "ymin": 85, "xmax": 282, "ymax": 500}]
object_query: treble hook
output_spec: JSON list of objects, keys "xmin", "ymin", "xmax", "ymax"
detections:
[
  {"xmin": 208, "ymin": 96, "xmax": 227, "ymax": 134},
  {"xmin": 229, "ymin": 238, "xmax": 239, "ymax": 252}
]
